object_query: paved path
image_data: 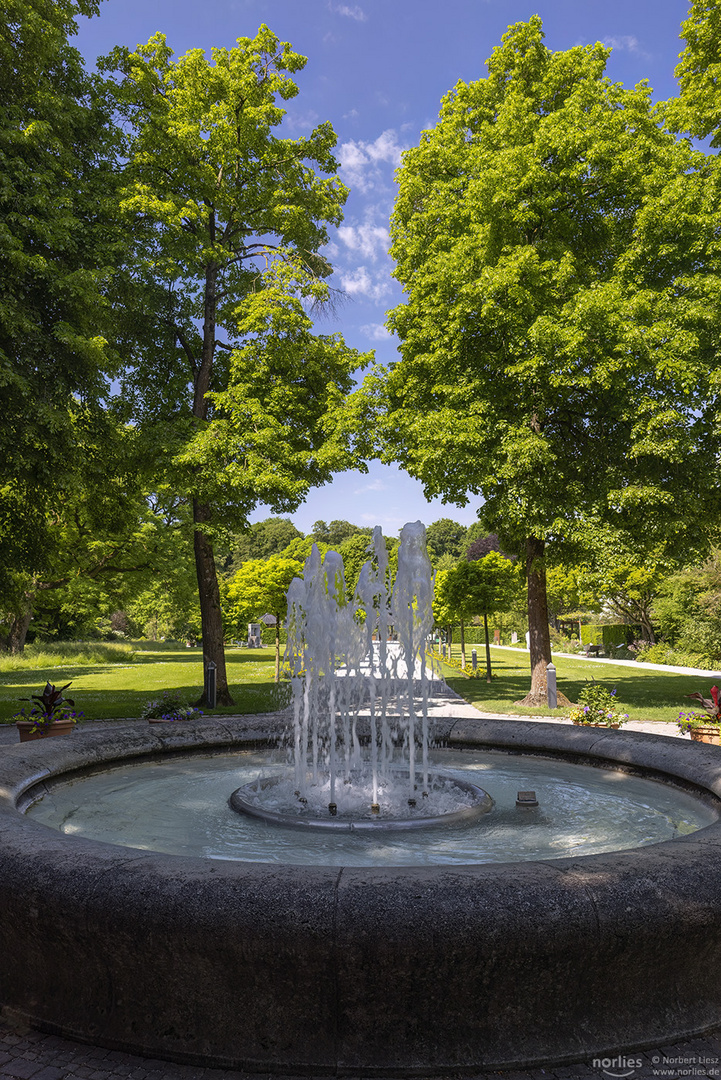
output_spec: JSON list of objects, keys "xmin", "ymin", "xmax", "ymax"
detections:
[
  {"xmin": 492, "ymin": 643, "xmax": 721, "ymax": 678},
  {"xmin": 1, "ymin": 702, "xmax": 720, "ymax": 1080}
]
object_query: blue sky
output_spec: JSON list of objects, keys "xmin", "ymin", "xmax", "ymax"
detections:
[{"xmin": 74, "ymin": 0, "xmax": 692, "ymax": 536}]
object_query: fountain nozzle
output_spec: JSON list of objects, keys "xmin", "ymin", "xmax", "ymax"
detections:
[
  {"xmin": 371, "ymin": 803, "xmax": 380, "ymax": 815},
  {"xmin": 328, "ymin": 802, "xmax": 337, "ymax": 816},
  {"xmin": 408, "ymin": 798, "xmax": 416, "ymax": 808}
]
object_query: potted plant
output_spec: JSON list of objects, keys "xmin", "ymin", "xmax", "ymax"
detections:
[
  {"xmin": 141, "ymin": 689, "xmax": 203, "ymax": 724},
  {"xmin": 568, "ymin": 680, "xmax": 629, "ymax": 728},
  {"xmin": 14, "ymin": 681, "xmax": 82, "ymax": 743},
  {"xmin": 678, "ymin": 686, "xmax": 721, "ymax": 745}
]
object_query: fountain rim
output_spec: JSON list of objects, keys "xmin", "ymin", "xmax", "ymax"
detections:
[{"xmin": 4, "ymin": 716, "xmax": 721, "ymax": 1074}]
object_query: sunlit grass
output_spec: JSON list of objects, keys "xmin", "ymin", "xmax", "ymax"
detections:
[
  {"xmin": 0, "ymin": 639, "xmax": 136, "ymax": 672},
  {"xmin": 435, "ymin": 648, "xmax": 710, "ymax": 724},
  {"xmin": 0, "ymin": 645, "xmax": 289, "ymax": 723}
]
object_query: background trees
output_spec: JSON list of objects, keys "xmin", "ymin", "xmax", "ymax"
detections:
[
  {"xmin": 379, "ymin": 17, "xmax": 721, "ymax": 704},
  {"xmin": 101, "ymin": 27, "xmax": 370, "ymax": 703},
  {"xmin": 0, "ymin": 0, "xmax": 121, "ymax": 590}
]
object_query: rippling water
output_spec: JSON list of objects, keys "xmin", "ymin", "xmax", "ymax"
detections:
[{"xmin": 26, "ymin": 748, "xmax": 718, "ymax": 866}]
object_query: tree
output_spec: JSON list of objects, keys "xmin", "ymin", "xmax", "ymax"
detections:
[
  {"xmin": 438, "ymin": 553, "xmax": 519, "ymax": 679},
  {"xmin": 0, "ymin": 0, "xmax": 120, "ymax": 583},
  {"xmin": 101, "ymin": 28, "xmax": 369, "ymax": 705},
  {"xmin": 228, "ymin": 517, "xmax": 303, "ymax": 571},
  {"xmin": 425, "ymin": 519, "xmax": 466, "ymax": 562},
  {"xmin": 0, "ymin": 422, "xmax": 180, "ymax": 652},
  {"xmin": 225, "ymin": 555, "xmax": 303, "ymax": 681},
  {"xmin": 378, "ymin": 17, "xmax": 721, "ymax": 705},
  {"xmin": 668, "ymin": 0, "xmax": 721, "ymax": 143}
]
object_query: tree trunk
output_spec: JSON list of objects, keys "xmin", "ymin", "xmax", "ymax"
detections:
[
  {"xmin": 2, "ymin": 605, "xmax": 33, "ymax": 654},
  {"xmin": 193, "ymin": 499, "xmax": 234, "ymax": 707},
  {"xmin": 460, "ymin": 618, "xmax": 466, "ymax": 668},
  {"xmin": 483, "ymin": 612, "xmax": 492, "ymax": 683},
  {"xmin": 516, "ymin": 536, "xmax": 571, "ymax": 707}
]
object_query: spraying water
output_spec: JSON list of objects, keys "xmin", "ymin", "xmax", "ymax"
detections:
[{"xmin": 230, "ymin": 522, "xmax": 492, "ymax": 828}]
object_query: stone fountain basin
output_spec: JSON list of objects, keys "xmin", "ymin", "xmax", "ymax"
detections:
[{"xmin": 1, "ymin": 717, "xmax": 721, "ymax": 1075}]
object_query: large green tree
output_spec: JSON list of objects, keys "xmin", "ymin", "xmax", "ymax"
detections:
[
  {"xmin": 0, "ymin": 0, "xmax": 120, "ymax": 581},
  {"xmin": 668, "ymin": 0, "xmax": 721, "ymax": 143},
  {"xmin": 101, "ymin": 28, "xmax": 369, "ymax": 704},
  {"xmin": 377, "ymin": 17, "xmax": 721, "ymax": 704}
]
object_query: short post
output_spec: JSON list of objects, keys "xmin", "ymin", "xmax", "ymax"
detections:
[
  {"xmin": 204, "ymin": 660, "xmax": 217, "ymax": 709},
  {"xmin": 546, "ymin": 662, "xmax": 557, "ymax": 710},
  {"xmin": 471, "ymin": 649, "xmax": 477, "ymax": 671}
]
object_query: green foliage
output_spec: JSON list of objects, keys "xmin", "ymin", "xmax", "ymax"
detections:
[
  {"xmin": 437, "ymin": 553, "xmax": 520, "ymax": 624},
  {"xmin": 651, "ymin": 549, "xmax": 721, "ymax": 665},
  {"xmin": 225, "ymin": 555, "xmax": 303, "ymax": 633},
  {"xmin": 376, "ymin": 15, "xmax": 721, "ymax": 589},
  {"xmin": 0, "ymin": 640, "xmax": 135, "ymax": 672},
  {"xmin": 579, "ymin": 624, "xmax": 632, "ymax": 648},
  {"xmin": 140, "ymin": 689, "xmax": 202, "ymax": 722},
  {"xmin": 0, "ymin": 0, "xmax": 122, "ymax": 583},
  {"xmin": 568, "ymin": 680, "xmax": 628, "ymax": 726},
  {"xmin": 228, "ymin": 518, "xmax": 303, "ymax": 571},
  {"xmin": 426, "ymin": 518, "xmax": 467, "ymax": 561},
  {"xmin": 669, "ymin": 0, "xmax": 721, "ymax": 145}
]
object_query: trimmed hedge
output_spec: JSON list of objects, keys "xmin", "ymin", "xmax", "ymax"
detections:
[{"xmin": 579, "ymin": 624, "xmax": 632, "ymax": 648}]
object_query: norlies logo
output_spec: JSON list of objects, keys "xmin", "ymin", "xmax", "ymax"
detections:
[{"xmin": 593, "ymin": 1056, "xmax": 643, "ymax": 1078}]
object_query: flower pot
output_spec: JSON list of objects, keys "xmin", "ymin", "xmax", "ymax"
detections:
[
  {"xmin": 16, "ymin": 719, "xmax": 74, "ymax": 743},
  {"xmin": 690, "ymin": 726, "xmax": 721, "ymax": 746}
]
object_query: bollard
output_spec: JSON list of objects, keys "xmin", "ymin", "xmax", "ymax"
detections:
[
  {"xmin": 204, "ymin": 660, "xmax": 217, "ymax": 709},
  {"xmin": 546, "ymin": 662, "xmax": 557, "ymax": 710},
  {"xmin": 471, "ymin": 649, "xmax": 477, "ymax": 671}
]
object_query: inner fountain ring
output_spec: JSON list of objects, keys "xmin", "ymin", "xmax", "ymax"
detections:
[
  {"xmin": 2, "ymin": 715, "xmax": 721, "ymax": 1075},
  {"xmin": 229, "ymin": 770, "xmax": 494, "ymax": 831}
]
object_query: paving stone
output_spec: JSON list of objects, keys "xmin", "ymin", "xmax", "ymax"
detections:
[{"xmin": 3, "ymin": 1059, "xmax": 44, "ymax": 1078}]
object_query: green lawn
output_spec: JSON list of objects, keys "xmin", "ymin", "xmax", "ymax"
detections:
[
  {"xmin": 1, "ymin": 642, "xmax": 712, "ymax": 726},
  {"xmin": 0, "ymin": 646, "xmax": 289, "ymax": 723},
  {"xmin": 434, "ymin": 648, "xmax": 714, "ymax": 724}
]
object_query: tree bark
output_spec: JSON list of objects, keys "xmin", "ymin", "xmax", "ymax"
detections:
[
  {"xmin": 1, "ymin": 604, "xmax": 33, "ymax": 654},
  {"xmin": 460, "ymin": 618, "xmax": 466, "ymax": 668},
  {"xmin": 515, "ymin": 536, "xmax": 571, "ymax": 707},
  {"xmin": 193, "ymin": 499, "xmax": 234, "ymax": 706},
  {"xmin": 483, "ymin": 612, "xmax": 492, "ymax": 683}
]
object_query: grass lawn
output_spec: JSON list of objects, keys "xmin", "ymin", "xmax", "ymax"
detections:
[
  {"xmin": 434, "ymin": 648, "xmax": 712, "ymax": 724},
  {"xmin": 0, "ymin": 646, "xmax": 289, "ymax": 723},
  {"xmin": 1, "ymin": 641, "xmax": 712, "ymax": 727}
]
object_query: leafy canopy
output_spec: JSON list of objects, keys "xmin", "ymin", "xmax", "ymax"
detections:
[{"xmin": 378, "ymin": 16, "xmax": 721, "ymax": 553}]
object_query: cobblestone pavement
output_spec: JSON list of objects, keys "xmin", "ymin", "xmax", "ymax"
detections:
[
  {"xmin": 0, "ymin": 711, "xmax": 719, "ymax": 1080},
  {"xmin": 2, "ymin": 1011, "xmax": 721, "ymax": 1080}
]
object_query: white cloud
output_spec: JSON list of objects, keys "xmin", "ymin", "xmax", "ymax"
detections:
[
  {"xmin": 338, "ymin": 129, "xmax": 406, "ymax": 193},
  {"xmin": 337, "ymin": 222, "xmax": 390, "ymax": 261},
  {"xmin": 360, "ymin": 323, "xmax": 391, "ymax": 341},
  {"xmin": 354, "ymin": 479, "xmax": 388, "ymax": 494},
  {"xmin": 602, "ymin": 35, "xmax": 650, "ymax": 58},
  {"xmin": 329, "ymin": 2, "xmax": 367, "ymax": 21},
  {"xmin": 284, "ymin": 109, "xmax": 320, "ymax": 132},
  {"xmin": 340, "ymin": 265, "xmax": 390, "ymax": 302}
]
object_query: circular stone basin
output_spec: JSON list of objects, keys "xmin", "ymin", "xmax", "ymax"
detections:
[
  {"xmin": 2, "ymin": 717, "xmax": 721, "ymax": 1076},
  {"xmin": 229, "ymin": 769, "xmax": 494, "ymax": 831}
]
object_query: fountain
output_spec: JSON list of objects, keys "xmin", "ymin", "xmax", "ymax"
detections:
[
  {"xmin": 230, "ymin": 522, "xmax": 494, "ymax": 831},
  {"xmin": 1, "ymin": 522, "xmax": 721, "ymax": 1074}
]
